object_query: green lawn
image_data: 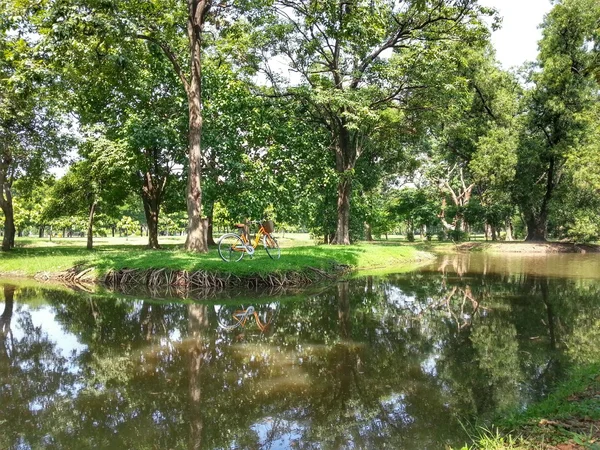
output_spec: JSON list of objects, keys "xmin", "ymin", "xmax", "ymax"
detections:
[{"xmin": 0, "ymin": 235, "xmax": 432, "ymax": 279}]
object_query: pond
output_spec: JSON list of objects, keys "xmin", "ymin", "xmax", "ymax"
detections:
[{"xmin": 1, "ymin": 253, "xmax": 599, "ymax": 449}]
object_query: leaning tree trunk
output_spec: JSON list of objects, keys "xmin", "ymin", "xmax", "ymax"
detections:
[
  {"xmin": 86, "ymin": 201, "xmax": 97, "ymax": 250},
  {"xmin": 183, "ymin": 0, "xmax": 210, "ymax": 253}
]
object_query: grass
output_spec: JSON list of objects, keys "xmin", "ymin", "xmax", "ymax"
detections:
[
  {"xmin": 0, "ymin": 234, "xmax": 432, "ymax": 279},
  {"xmin": 459, "ymin": 364, "xmax": 600, "ymax": 449}
]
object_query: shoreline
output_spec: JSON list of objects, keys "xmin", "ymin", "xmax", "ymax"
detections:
[{"xmin": 0, "ymin": 242, "xmax": 434, "ymax": 288}]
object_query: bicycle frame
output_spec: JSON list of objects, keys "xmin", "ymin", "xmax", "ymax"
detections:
[
  {"xmin": 230, "ymin": 306, "xmax": 270, "ymax": 332},
  {"xmin": 216, "ymin": 303, "xmax": 278, "ymax": 332},
  {"xmin": 237, "ymin": 223, "xmax": 270, "ymax": 252}
]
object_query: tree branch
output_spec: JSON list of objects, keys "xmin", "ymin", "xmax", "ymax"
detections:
[{"xmin": 136, "ymin": 34, "xmax": 190, "ymax": 94}]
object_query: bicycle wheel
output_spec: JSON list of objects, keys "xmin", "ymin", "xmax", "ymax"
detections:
[
  {"xmin": 218, "ymin": 233, "xmax": 246, "ymax": 262},
  {"xmin": 215, "ymin": 305, "xmax": 251, "ymax": 331},
  {"xmin": 263, "ymin": 234, "xmax": 280, "ymax": 260}
]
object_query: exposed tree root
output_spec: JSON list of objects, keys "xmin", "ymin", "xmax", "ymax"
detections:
[
  {"xmin": 100, "ymin": 265, "xmax": 349, "ymax": 290},
  {"xmin": 32, "ymin": 263, "xmax": 350, "ymax": 291}
]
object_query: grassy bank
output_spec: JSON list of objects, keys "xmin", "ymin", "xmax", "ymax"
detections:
[
  {"xmin": 461, "ymin": 364, "xmax": 600, "ymax": 449},
  {"xmin": 0, "ymin": 236, "xmax": 432, "ymax": 283}
]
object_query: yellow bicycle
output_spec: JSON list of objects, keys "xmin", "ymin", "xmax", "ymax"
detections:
[{"xmin": 217, "ymin": 219, "xmax": 280, "ymax": 262}]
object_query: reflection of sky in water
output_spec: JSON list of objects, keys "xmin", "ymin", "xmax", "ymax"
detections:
[
  {"xmin": 12, "ymin": 303, "xmax": 87, "ymax": 363},
  {"xmin": 421, "ymin": 354, "xmax": 439, "ymax": 376},
  {"xmin": 250, "ymin": 418, "xmax": 303, "ymax": 450},
  {"xmin": 382, "ymin": 393, "xmax": 413, "ymax": 425}
]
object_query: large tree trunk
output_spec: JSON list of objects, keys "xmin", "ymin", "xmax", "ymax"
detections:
[
  {"xmin": 184, "ymin": 0, "xmax": 210, "ymax": 253},
  {"xmin": 87, "ymin": 201, "xmax": 97, "ymax": 250},
  {"xmin": 141, "ymin": 170, "xmax": 165, "ymax": 250},
  {"xmin": 505, "ymin": 218, "xmax": 513, "ymax": 241},
  {"xmin": 364, "ymin": 222, "xmax": 373, "ymax": 242},
  {"xmin": 525, "ymin": 212, "xmax": 548, "ymax": 241},
  {"xmin": 143, "ymin": 200, "xmax": 160, "ymax": 249},
  {"xmin": 332, "ymin": 126, "xmax": 357, "ymax": 245},
  {"xmin": 204, "ymin": 199, "xmax": 216, "ymax": 246},
  {"xmin": 334, "ymin": 178, "xmax": 352, "ymax": 244},
  {"xmin": 0, "ymin": 151, "xmax": 14, "ymax": 251},
  {"xmin": 1, "ymin": 186, "xmax": 15, "ymax": 251},
  {"xmin": 524, "ymin": 158, "xmax": 555, "ymax": 242}
]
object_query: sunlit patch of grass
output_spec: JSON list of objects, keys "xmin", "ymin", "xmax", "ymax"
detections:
[{"xmin": 455, "ymin": 426, "xmax": 531, "ymax": 450}]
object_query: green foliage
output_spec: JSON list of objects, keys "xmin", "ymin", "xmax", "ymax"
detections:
[
  {"xmin": 388, "ymin": 188, "xmax": 440, "ymax": 233},
  {"xmin": 248, "ymin": 0, "xmax": 494, "ymax": 241},
  {"xmin": 513, "ymin": 0, "xmax": 600, "ymax": 239},
  {"xmin": 45, "ymin": 131, "xmax": 129, "ymax": 223},
  {"xmin": 116, "ymin": 216, "xmax": 140, "ymax": 237}
]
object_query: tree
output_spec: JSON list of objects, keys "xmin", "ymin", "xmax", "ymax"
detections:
[
  {"xmin": 514, "ymin": 0, "xmax": 600, "ymax": 241},
  {"xmin": 45, "ymin": 132, "xmax": 128, "ymax": 249},
  {"xmin": 46, "ymin": 0, "xmax": 241, "ymax": 252},
  {"xmin": 388, "ymin": 187, "xmax": 440, "ymax": 240},
  {"xmin": 12, "ymin": 177, "xmax": 55, "ymax": 238},
  {"xmin": 418, "ymin": 41, "xmax": 520, "ymax": 238},
  {"xmin": 255, "ymin": 0, "xmax": 491, "ymax": 244},
  {"xmin": 0, "ymin": 1, "xmax": 69, "ymax": 250}
]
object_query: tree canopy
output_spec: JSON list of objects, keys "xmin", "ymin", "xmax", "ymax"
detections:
[{"xmin": 1, "ymin": 0, "xmax": 600, "ymax": 246}]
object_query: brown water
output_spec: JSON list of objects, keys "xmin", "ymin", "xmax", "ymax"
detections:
[{"xmin": 1, "ymin": 253, "xmax": 599, "ymax": 449}]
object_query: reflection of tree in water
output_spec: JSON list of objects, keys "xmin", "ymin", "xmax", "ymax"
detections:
[
  {"xmin": 0, "ymin": 285, "xmax": 78, "ymax": 449},
  {"xmin": 1, "ymin": 269, "xmax": 600, "ymax": 449},
  {"xmin": 0, "ymin": 285, "xmax": 14, "ymax": 364},
  {"xmin": 187, "ymin": 303, "xmax": 210, "ymax": 450}
]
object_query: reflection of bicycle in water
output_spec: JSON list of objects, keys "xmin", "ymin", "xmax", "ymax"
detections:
[{"xmin": 215, "ymin": 304, "xmax": 279, "ymax": 333}]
